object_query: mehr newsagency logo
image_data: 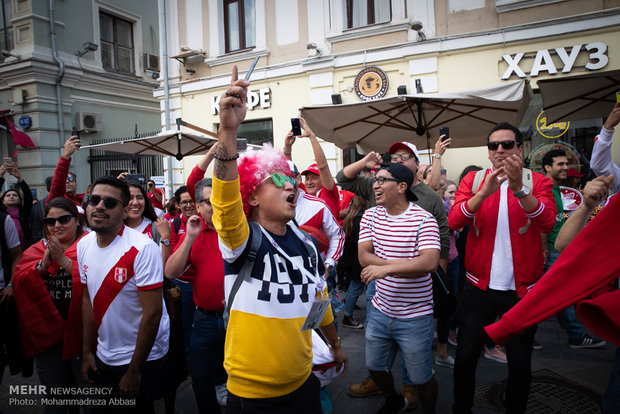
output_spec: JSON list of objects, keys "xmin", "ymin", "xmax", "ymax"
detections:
[{"xmin": 354, "ymin": 66, "xmax": 389, "ymax": 101}]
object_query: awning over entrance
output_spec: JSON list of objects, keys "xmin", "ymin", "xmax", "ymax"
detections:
[
  {"xmin": 538, "ymin": 70, "xmax": 620, "ymax": 124},
  {"xmin": 300, "ymin": 80, "xmax": 532, "ymax": 153}
]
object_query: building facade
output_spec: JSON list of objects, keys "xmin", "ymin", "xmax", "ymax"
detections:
[
  {"xmin": 0, "ymin": 0, "xmax": 162, "ymax": 197},
  {"xmin": 159, "ymin": 0, "xmax": 620, "ymax": 183}
]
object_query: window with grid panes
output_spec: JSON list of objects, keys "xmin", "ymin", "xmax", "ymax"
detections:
[{"xmin": 100, "ymin": 12, "xmax": 134, "ymax": 74}]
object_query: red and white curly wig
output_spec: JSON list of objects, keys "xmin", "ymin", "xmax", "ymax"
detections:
[{"xmin": 237, "ymin": 145, "xmax": 292, "ymax": 219}]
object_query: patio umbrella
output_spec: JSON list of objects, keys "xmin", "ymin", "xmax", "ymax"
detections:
[
  {"xmin": 300, "ymin": 79, "xmax": 532, "ymax": 154},
  {"xmin": 538, "ymin": 70, "xmax": 620, "ymax": 124},
  {"xmin": 82, "ymin": 130, "xmax": 218, "ymax": 160}
]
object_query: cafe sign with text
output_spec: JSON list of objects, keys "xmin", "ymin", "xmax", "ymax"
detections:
[{"xmin": 501, "ymin": 42, "xmax": 608, "ymax": 80}]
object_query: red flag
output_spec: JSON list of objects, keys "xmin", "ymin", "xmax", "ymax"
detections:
[{"xmin": 4, "ymin": 117, "xmax": 35, "ymax": 148}]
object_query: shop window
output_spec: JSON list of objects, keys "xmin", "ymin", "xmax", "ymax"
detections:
[
  {"xmin": 346, "ymin": 0, "xmax": 391, "ymax": 29},
  {"xmin": 0, "ymin": 0, "xmax": 13, "ymax": 56},
  {"xmin": 224, "ymin": 0, "xmax": 256, "ymax": 53},
  {"xmin": 100, "ymin": 12, "xmax": 135, "ymax": 74}
]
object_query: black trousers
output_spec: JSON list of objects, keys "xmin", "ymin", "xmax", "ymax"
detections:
[
  {"xmin": 226, "ymin": 372, "xmax": 321, "ymax": 414},
  {"xmin": 90, "ymin": 356, "xmax": 164, "ymax": 414},
  {"xmin": 453, "ymin": 282, "xmax": 537, "ymax": 414}
]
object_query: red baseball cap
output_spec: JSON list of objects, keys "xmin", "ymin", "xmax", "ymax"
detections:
[
  {"xmin": 567, "ymin": 168, "xmax": 584, "ymax": 178},
  {"xmin": 388, "ymin": 142, "xmax": 420, "ymax": 162},
  {"xmin": 301, "ymin": 163, "xmax": 320, "ymax": 176}
]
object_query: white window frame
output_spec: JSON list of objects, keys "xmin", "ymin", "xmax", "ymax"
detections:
[
  {"xmin": 92, "ymin": 0, "xmax": 143, "ymax": 75},
  {"xmin": 495, "ymin": 0, "xmax": 567, "ymax": 13},
  {"xmin": 206, "ymin": 0, "xmax": 267, "ymax": 67},
  {"xmin": 326, "ymin": 0, "xmax": 409, "ymax": 43}
]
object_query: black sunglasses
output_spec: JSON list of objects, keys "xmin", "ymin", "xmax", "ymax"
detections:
[
  {"xmin": 43, "ymin": 215, "xmax": 74, "ymax": 226},
  {"xmin": 487, "ymin": 140, "xmax": 517, "ymax": 150},
  {"xmin": 87, "ymin": 194, "xmax": 124, "ymax": 209}
]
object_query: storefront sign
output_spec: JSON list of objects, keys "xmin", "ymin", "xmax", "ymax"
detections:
[
  {"xmin": 211, "ymin": 88, "xmax": 271, "ymax": 115},
  {"xmin": 354, "ymin": 66, "xmax": 389, "ymax": 101},
  {"xmin": 536, "ymin": 110, "xmax": 570, "ymax": 139},
  {"xmin": 501, "ymin": 42, "xmax": 608, "ymax": 80}
]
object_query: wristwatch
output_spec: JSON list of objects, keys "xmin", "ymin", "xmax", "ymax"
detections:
[
  {"xmin": 432, "ymin": 153, "xmax": 442, "ymax": 159},
  {"xmin": 513, "ymin": 185, "xmax": 531, "ymax": 198},
  {"xmin": 161, "ymin": 239, "xmax": 171, "ymax": 246}
]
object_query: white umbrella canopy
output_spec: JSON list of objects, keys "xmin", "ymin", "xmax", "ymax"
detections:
[
  {"xmin": 82, "ymin": 130, "xmax": 218, "ymax": 160},
  {"xmin": 300, "ymin": 80, "xmax": 533, "ymax": 154},
  {"xmin": 538, "ymin": 70, "xmax": 620, "ymax": 124}
]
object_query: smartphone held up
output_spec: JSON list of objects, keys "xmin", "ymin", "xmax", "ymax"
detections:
[
  {"xmin": 291, "ymin": 118, "xmax": 302, "ymax": 136},
  {"xmin": 439, "ymin": 126, "xmax": 450, "ymax": 143}
]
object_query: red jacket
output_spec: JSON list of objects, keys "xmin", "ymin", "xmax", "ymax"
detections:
[
  {"xmin": 448, "ymin": 169, "xmax": 556, "ymax": 297},
  {"xmin": 485, "ymin": 194, "xmax": 620, "ymax": 346},
  {"xmin": 13, "ymin": 238, "xmax": 83, "ymax": 359},
  {"xmin": 48, "ymin": 157, "xmax": 85, "ymax": 206}
]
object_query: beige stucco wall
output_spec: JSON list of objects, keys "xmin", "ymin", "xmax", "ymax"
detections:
[{"xmin": 174, "ymin": 26, "xmax": 620, "ymax": 185}]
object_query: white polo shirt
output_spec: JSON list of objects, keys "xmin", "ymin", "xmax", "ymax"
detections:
[{"xmin": 78, "ymin": 225, "xmax": 169, "ymax": 366}]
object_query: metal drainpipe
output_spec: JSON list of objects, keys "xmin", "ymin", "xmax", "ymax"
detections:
[
  {"xmin": 160, "ymin": 0, "xmax": 173, "ymax": 199},
  {"xmin": 49, "ymin": 0, "xmax": 65, "ymax": 149}
]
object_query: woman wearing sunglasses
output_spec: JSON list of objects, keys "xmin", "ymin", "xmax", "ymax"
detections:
[
  {"xmin": 0, "ymin": 161, "xmax": 33, "ymax": 248},
  {"xmin": 12, "ymin": 197, "xmax": 86, "ymax": 411}
]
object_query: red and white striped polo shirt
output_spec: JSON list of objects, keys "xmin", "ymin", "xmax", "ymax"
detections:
[
  {"xmin": 78, "ymin": 226, "xmax": 169, "ymax": 366},
  {"xmin": 359, "ymin": 203, "xmax": 440, "ymax": 319}
]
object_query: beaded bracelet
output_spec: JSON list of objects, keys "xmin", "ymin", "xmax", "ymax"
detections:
[{"xmin": 213, "ymin": 153, "xmax": 240, "ymax": 162}]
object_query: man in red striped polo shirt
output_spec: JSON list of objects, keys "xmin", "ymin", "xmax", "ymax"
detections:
[{"xmin": 359, "ymin": 163, "xmax": 440, "ymax": 414}]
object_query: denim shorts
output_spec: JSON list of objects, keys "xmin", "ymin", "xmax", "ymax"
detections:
[{"xmin": 365, "ymin": 305, "xmax": 434, "ymax": 385}]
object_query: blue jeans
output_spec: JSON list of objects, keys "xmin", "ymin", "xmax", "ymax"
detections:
[
  {"xmin": 365, "ymin": 304, "xmax": 434, "ymax": 385},
  {"xmin": 344, "ymin": 279, "xmax": 365, "ymax": 317},
  {"xmin": 545, "ymin": 250, "xmax": 584, "ymax": 341},
  {"xmin": 189, "ymin": 309, "xmax": 227, "ymax": 414},
  {"xmin": 603, "ymin": 347, "xmax": 620, "ymax": 414},
  {"xmin": 366, "ymin": 280, "xmax": 415, "ymax": 385},
  {"xmin": 173, "ymin": 279, "xmax": 196, "ymax": 354}
]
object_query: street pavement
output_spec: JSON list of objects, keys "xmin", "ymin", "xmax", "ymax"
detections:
[{"xmin": 1, "ymin": 291, "xmax": 615, "ymax": 413}]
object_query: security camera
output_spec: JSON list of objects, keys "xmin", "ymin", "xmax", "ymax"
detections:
[
  {"xmin": 410, "ymin": 21, "xmax": 423, "ymax": 31},
  {"xmin": 151, "ymin": 71, "xmax": 159, "ymax": 79},
  {"xmin": 306, "ymin": 42, "xmax": 318, "ymax": 50}
]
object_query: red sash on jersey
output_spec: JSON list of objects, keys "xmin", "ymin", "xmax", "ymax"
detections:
[{"xmin": 92, "ymin": 246, "xmax": 139, "ymax": 330}]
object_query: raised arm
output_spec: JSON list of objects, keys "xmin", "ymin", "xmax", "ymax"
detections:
[
  {"xmin": 427, "ymin": 136, "xmax": 451, "ymax": 191},
  {"xmin": 555, "ymin": 174, "xmax": 613, "ymax": 252},
  {"xmin": 48, "ymin": 136, "xmax": 81, "ymax": 204},
  {"xmin": 299, "ymin": 117, "xmax": 334, "ymax": 191},
  {"xmin": 211, "ymin": 66, "xmax": 251, "ymax": 251},
  {"xmin": 187, "ymin": 143, "xmax": 217, "ymax": 202}
]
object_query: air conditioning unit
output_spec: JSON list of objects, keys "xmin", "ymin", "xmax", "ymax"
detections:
[
  {"xmin": 143, "ymin": 53, "xmax": 160, "ymax": 71},
  {"xmin": 76, "ymin": 112, "xmax": 103, "ymax": 133}
]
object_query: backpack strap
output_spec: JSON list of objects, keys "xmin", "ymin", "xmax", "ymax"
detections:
[
  {"xmin": 150, "ymin": 219, "xmax": 161, "ymax": 245},
  {"xmin": 173, "ymin": 216, "xmax": 182, "ymax": 235},
  {"xmin": 223, "ymin": 221, "xmax": 262, "ymax": 324}
]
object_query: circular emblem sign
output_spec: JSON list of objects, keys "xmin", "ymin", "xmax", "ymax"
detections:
[
  {"xmin": 354, "ymin": 66, "xmax": 388, "ymax": 101},
  {"xmin": 536, "ymin": 111, "xmax": 570, "ymax": 139}
]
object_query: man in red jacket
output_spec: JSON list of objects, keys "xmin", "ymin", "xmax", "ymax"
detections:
[{"xmin": 448, "ymin": 122, "xmax": 556, "ymax": 414}]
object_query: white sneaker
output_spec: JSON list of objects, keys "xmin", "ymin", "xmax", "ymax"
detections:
[
  {"xmin": 435, "ymin": 354, "xmax": 455, "ymax": 368},
  {"xmin": 215, "ymin": 383, "xmax": 227, "ymax": 406}
]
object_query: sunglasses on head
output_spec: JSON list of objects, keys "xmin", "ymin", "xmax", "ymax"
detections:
[
  {"xmin": 87, "ymin": 194, "xmax": 124, "ymax": 209},
  {"xmin": 66, "ymin": 175, "xmax": 75, "ymax": 182},
  {"xmin": 487, "ymin": 140, "xmax": 517, "ymax": 151},
  {"xmin": 263, "ymin": 173, "xmax": 297, "ymax": 188},
  {"xmin": 43, "ymin": 215, "xmax": 73, "ymax": 226}
]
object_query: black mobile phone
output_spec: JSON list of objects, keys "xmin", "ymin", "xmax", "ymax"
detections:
[
  {"xmin": 71, "ymin": 129, "xmax": 81, "ymax": 148},
  {"xmin": 291, "ymin": 118, "xmax": 302, "ymax": 136},
  {"xmin": 245, "ymin": 56, "xmax": 260, "ymax": 81},
  {"xmin": 439, "ymin": 126, "xmax": 450, "ymax": 142}
]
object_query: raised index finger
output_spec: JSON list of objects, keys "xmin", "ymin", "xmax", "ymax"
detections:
[{"xmin": 231, "ymin": 65, "xmax": 238, "ymax": 83}]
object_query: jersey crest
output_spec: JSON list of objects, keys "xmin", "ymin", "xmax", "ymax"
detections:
[{"xmin": 114, "ymin": 268, "xmax": 128, "ymax": 284}]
